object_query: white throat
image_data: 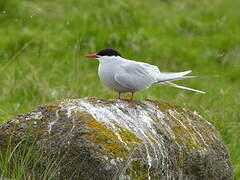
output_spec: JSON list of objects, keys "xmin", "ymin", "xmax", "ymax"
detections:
[{"xmin": 98, "ymin": 56, "xmax": 122, "ymax": 64}]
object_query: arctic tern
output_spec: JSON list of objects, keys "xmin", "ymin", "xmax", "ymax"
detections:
[{"xmin": 84, "ymin": 48, "xmax": 205, "ymax": 102}]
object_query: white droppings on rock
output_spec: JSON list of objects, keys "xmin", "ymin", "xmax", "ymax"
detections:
[
  {"xmin": 59, "ymin": 99, "xmax": 175, "ymax": 178},
  {"xmin": 41, "ymin": 98, "xmax": 231, "ymax": 179},
  {"xmin": 47, "ymin": 110, "xmax": 60, "ymax": 134},
  {"xmin": 30, "ymin": 111, "xmax": 43, "ymax": 120},
  {"xmin": 0, "ymin": 98, "xmax": 232, "ymax": 179},
  {"xmin": 193, "ymin": 110, "xmax": 199, "ymax": 116},
  {"xmin": 110, "ymin": 159, "xmax": 117, "ymax": 166},
  {"xmin": 67, "ymin": 140, "xmax": 71, "ymax": 145},
  {"xmin": 119, "ymin": 174, "xmax": 131, "ymax": 180},
  {"xmin": 64, "ymin": 105, "xmax": 78, "ymax": 118},
  {"xmin": 48, "ymin": 121, "xmax": 55, "ymax": 134}
]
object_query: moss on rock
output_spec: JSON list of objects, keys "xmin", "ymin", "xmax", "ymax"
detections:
[{"xmin": 0, "ymin": 98, "xmax": 233, "ymax": 180}]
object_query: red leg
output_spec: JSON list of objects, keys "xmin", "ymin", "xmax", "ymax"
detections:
[
  {"xmin": 124, "ymin": 92, "xmax": 134, "ymax": 102},
  {"xmin": 117, "ymin": 92, "xmax": 121, "ymax": 99}
]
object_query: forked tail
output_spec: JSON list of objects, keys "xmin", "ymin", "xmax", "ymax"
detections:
[
  {"xmin": 160, "ymin": 82, "xmax": 205, "ymax": 93},
  {"xmin": 154, "ymin": 70, "xmax": 205, "ymax": 93}
]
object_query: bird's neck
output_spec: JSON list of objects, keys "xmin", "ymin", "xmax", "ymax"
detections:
[{"xmin": 98, "ymin": 56, "xmax": 122, "ymax": 64}]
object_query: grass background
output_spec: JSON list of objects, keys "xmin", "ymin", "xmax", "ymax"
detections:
[{"xmin": 0, "ymin": 0, "xmax": 239, "ymax": 178}]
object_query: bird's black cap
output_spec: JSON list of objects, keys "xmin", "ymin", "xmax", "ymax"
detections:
[{"xmin": 97, "ymin": 48, "xmax": 121, "ymax": 57}]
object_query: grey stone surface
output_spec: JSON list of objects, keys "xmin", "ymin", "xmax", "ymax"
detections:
[{"xmin": 0, "ymin": 98, "xmax": 233, "ymax": 179}]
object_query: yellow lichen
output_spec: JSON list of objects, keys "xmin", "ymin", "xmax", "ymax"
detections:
[
  {"xmin": 170, "ymin": 114, "xmax": 207, "ymax": 151},
  {"xmin": 47, "ymin": 103, "xmax": 60, "ymax": 113},
  {"xmin": 130, "ymin": 160, "xmax": 149, "ymax": 180},
  {"xmin": 79, "ymin": 112, "xmax": 142, "ymax": 159}
]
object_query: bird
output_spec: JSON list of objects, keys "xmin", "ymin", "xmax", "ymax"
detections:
[{"xmin": 84, "ymin": 48, "xmax": 205, "ymax": 102}]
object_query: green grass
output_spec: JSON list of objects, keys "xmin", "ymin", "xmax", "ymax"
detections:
[
  {"xmin": 0, "ymin": 0, "xmax": 239, "ymax": 178},
  {"xmin": 0, "ymin": 139, "xmax": 59, "ymax": 179}
]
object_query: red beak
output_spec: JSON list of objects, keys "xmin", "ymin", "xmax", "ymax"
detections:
[{"xmin": 84, "ymin": 53, "xmax": 99, "ymax": 58}]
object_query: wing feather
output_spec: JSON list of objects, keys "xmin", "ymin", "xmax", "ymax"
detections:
[{"xmin": 114, "ymin": 61, "xmax": 156, "ymax": 91}]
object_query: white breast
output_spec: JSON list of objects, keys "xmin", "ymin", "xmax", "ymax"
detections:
[{"xmin": 98, "ymin": 60, "xmax": 132, "ymax": 93}]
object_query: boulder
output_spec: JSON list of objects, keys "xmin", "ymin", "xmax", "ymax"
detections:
[{"xmin": 0, "ymin": 98, "xmax": 233, "ymax": 179}]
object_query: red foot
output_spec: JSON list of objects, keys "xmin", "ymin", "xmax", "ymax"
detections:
[
  {"xmin": 116, "ymin": 92, "xmax": 134, "ymax": 102},
  {"xmin": 122, "ymin": 98, "xmax": 133, "ymax": 102}
]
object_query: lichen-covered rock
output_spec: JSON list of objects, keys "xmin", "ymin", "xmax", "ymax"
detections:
[{"xmin": 0, "ymin": 98, "xmax": 232, "ymax": 179}]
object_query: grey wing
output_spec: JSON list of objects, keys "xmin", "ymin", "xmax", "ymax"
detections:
[{"xmin": 114, "ymin": 62, "xmax": 158, "ymax": 91}]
